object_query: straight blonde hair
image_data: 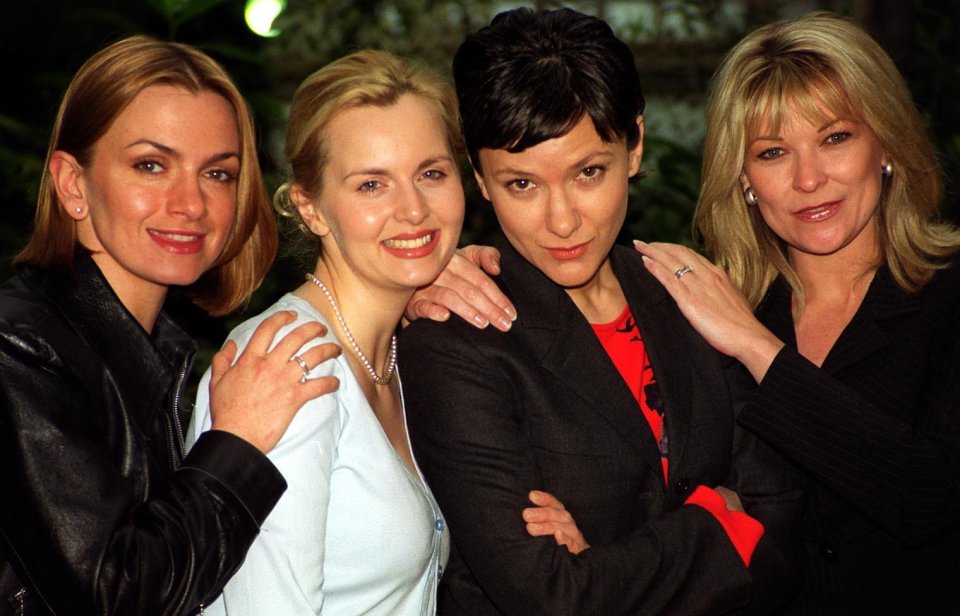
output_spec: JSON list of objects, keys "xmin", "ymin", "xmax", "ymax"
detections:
[{"xmin": 17, "ymin": 35, "xmax": 276, "ymax": 315}]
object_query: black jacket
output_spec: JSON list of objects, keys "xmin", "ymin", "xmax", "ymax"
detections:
[
  {"xmin": 400, "ymin": 241, "xmax": 802, "ymax": 615},
  {"xmin": 0, "ymin": 254, "xmax": 285, "ymax": 615},
  {"xmin": 741, "ymin": 264, "xmax": 960, "ymax": 614}
]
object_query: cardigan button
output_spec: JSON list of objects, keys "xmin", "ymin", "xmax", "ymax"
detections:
[
  {"xmin": 673, "ymin": 477, "xmax": 691, "ymax": 495},
  {"xmin": 435, "ymin": 518, "xmax": 445, "ymax": 532}
]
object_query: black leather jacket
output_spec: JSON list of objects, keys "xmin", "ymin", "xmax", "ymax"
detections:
[{"xmin": 0, "ymin": 255, "xmax": 286, "ymax": 615}]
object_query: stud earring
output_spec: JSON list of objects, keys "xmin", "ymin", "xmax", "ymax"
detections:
[
  {"xmin": 75, "ymin": 207, "xmax": 83, "ymax": 214},
  {"xmin": 743, "ymin": 187, "xmax": 758, "ymax": 206},
  {"xmin": 881, "ymin": 162, "xmax": 893, "ymax": 177}
]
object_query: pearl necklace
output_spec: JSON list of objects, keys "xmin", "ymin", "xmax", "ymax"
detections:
[{"xmin": 305, "ymin": 273, "xmax": 397, "ymax": 386}]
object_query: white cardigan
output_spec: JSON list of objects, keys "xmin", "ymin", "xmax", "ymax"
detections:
[{"xmin": 187, "ymin": 293, "xmax": 449, "ymax": 615}]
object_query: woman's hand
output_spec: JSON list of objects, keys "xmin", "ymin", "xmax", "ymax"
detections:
[
  {"xmin": 404, "ymin": 245, "xmax": 517, "ymax": 332},
  {"xmin": 715, "ymin": 486, "xmax": 745, "ymax": 513},
  {"xmin": 633, "ymin": 240, "xmax": 784, "ymax": 382},
  {"xmin": 522, "ymin": 490, "xmax": 590, "ymax": 555},
  {"xmin": 208, "ymin": 310, "xmax": 341, "ymax": 453}
]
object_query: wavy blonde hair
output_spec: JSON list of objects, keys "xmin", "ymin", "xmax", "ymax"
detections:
[
  {"xmin": 694, "ymin": 11, "xmax": 959, "ymax": 308},
  {"xmin": 17, "ymin": 35, "xmax": 276, "ymax": 315}
]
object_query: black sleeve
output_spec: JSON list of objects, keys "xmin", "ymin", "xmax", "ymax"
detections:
[
  {"xmin": 739, "ymin": 337, "xmax": 960, "ymax": 546},
  {"xmin": 722, "ymin": 359, "xmax": 805, "ymax": 613},
  {"xmin": 0, "ymin": 329, "xmax": 285, "ymax": 615},
  {"xmin": 401, "ymin": 323, "xmax": 753, "ymax": 616}
]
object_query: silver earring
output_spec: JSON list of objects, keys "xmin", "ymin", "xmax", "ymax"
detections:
[
  {"xmin": 881, "ymin": 162, "xmax": 893, "ymax": 177},
  {"xmin": 743, "ymin": 187, "xmax": 758, "ymax": 206}
]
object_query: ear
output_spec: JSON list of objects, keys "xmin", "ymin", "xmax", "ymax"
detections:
[
  {"xmin": 290, "ymin": 184, "xmax": 330, "ymax": 237},
  {"xmin": 739, "ymin": 172, "xmax": 751, "ymax": 192},
  {"xmin": 473, "ymin": 168, "xmax": 492, "ymax": 202},
  {"xmin": 49, "ymin": 151, "xmax": 88, "ymax": 220},
  {"xmin": 627, "ymin": 116, "xmax": 644, "ymax": 176}
]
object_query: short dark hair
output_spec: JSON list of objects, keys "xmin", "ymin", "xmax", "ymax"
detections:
[{"xmin": 453, "ymin": 7, "xmax": 644, "ymax": 171}]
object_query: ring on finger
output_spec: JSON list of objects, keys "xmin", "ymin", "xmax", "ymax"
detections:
[
  {"xmin": 674, "ymin": 264, "xmax": 695, "ymax": 279},
  {"xmin": 292, "ymin": 354, "xmax": 310, "ymax": 384}
]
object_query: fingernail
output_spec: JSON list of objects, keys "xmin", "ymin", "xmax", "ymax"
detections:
[
  {"xmin": 473, "ymin": 315, "xmax": 490, "ymax": 328},
  {"xmin": 496, "ymin": 317, "xmax": 513, "ymax": 332},
  {"xmin": 632, "ymin": 239, "xmax": 645, "ymax": 247},
  {"xmin": 505, "ymin": 306, "xmax": 518, "ymax": 320},
  {"xmin": 641, "ymin": 255, "xmax": 651, "ymax": 263}
]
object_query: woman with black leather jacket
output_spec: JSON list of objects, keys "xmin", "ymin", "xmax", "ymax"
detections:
[{"xmin": 0, "ymin": 36, "xmax": 339, "ymax": 615}]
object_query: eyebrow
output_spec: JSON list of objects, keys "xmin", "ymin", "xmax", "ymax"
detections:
[
  {"xmin": 344, "ymin": 154, "xmax": 454, "ymax": 180},
  {"xmin": 125, "ymin": 139, "xmax": 240, "ymax": 163},
  {"xmin": 818, "ymin": 119, "xmax": 843, "ymax": 132},
  {"xmin": 753, "ymin": 117, "xmax": 847, "ymax": 142},
  {"xmin": 492, "ymin": 150, "xmax": 614, "ymax": 178}
]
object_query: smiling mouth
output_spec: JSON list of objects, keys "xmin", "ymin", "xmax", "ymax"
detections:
[
  {"xmin": 383, "ymin": 232, "xmax": 434, "ymax": 250},
  {"xmin": 796, "ymin": 202, "xmax": 840, "ymax": 222},
  {"xmin": 148, "ymin": 229, "xmax": 203, "ymax": 242}
]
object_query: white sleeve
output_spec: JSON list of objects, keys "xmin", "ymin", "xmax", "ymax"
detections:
[{"xmin": 188, "ymin": 314, "xmax": 343, "ymax": 615}]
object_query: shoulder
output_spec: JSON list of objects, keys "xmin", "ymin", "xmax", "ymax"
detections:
[
  {"xmin": 227, "ymin": 294, "xmax": 340, "ymax": 366},
  {"xmin": 924, "ymin": 258, "xmax": 960, "ymax": 300},
  {"xmin": 401, "ymin": 309, "xmax": 508, "ymax": 355},
  {"xmin": 0, "ymin": 271, "xmax": 85, "ymax": 373}
]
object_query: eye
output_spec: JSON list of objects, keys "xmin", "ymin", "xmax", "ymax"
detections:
[
  {"xmin": 578, "ymin": 165, "xmax": 606, "ymax": 182},
  {"xmin": 756, "ymin": 147, "xmax": 784, "ymax": 161},
  {"xmin": 205, "ymin": 169, "xmax": 235, "ymax": 183},
  {"xmin": 506, "ymin": 178, "xmax": 535, "ymax": 192},
  {"xmin": 358, "ymin": 179, "xmax": 383, "ymax": 193},
  {"xmin": 824, "ymin": 131, "xmax": 852, "ymax": 145},
  {"xmin": 422, "ymin": 169, "xmax": 447, "ymax": 181},
  {"xmin": 134, "ymin": 159, "xmax": 164, "ymax": 174}
]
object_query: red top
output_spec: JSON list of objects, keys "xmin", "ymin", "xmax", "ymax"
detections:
[{"xmin": 592, "ymin": 305, "xmax": 763, "ymax": 566}]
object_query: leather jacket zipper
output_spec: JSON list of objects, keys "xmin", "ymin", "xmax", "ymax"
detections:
[
  {"xmin": 168, "ymin": 363, "xmax": 189, "ymax": 468},
  {"xmin": 11, "ymin": 587, "xmax": 26, "ymax": 616}
]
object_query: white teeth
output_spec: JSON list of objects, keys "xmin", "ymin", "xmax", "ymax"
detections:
[
  {"xmin": 149, "ymin": 230, "xmax": 200, "ymax": 242},
  {"xmin": 384, "ymin": 233, "xmax": 433, "ymax": 249}
]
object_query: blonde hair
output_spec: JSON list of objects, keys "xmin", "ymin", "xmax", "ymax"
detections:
[
  {"xmin": 16, "ymin": 35, "xmax": 276, "ymax": 316},
  {"xmin": 274, "ymin": 49, "xmax": 462, "ymax": 252},
  {"xmin": 694, "ymin": 11, "xmax": 959, "ymax": 308}
]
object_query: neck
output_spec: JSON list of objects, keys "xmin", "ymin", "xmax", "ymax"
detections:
[
  {"xmin": 790, "ymin": 245, "xmax": 880, "ymax": 304},
  {"xmin": 564, "ymin": 258, "xmax": 626, "ymax": 324},
  {"xmin": 298, "ymin": 260, "xmax": 409, "ymax": 382}
]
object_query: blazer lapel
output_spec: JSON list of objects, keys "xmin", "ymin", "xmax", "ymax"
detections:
[
  {"xmin": 498, "ymin": 241, "xmax": 661, "ymax": 469},
  {"xmin": 760, "ymin": 269, "xmax": 920, "ymax": 375},
  {"xmin": 823, "ymin": 268, "xmax": 919, "ymax": 374},
  {"xmin": 611, "ymin": 247, "xmax": 696, "ymax": 474}
]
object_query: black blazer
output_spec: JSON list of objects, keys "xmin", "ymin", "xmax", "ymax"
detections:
[
  {"xmin": 740, "ymin": 264, "xmax": 960, "ymax": 614},
  {"xmin": 400, "ymin": 241, "xmax": 802, "ymax": 615}
]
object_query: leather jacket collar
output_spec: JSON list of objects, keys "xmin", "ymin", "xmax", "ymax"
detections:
[{"xmin": 16, "ymin": 253, "xmax": 197, "ymax": 437}]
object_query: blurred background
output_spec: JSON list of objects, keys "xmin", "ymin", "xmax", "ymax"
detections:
[{"xmin": 1, "ymin": 0, "xmax": 957, "ymax": 372}]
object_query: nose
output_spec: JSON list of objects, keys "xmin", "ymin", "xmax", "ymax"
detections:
[
  {"xmin": 793, "ymin": 151, "xmax": 828, "ymax": 193},
  {"xmin": 396, "ymin": 184, "xmax": 429, "ymax": 225},
  {"xmin": 545, "ymin": 188, "xmax": 580, "ymax": 238},
  {"xmin": 169, "ymin": 177, "xmax": 207, "ymax": 220}
]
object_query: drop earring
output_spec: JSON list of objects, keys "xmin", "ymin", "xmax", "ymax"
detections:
[{"xmin": 743, "ymin": 186, "xmax": 758, "ymax": 206}]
